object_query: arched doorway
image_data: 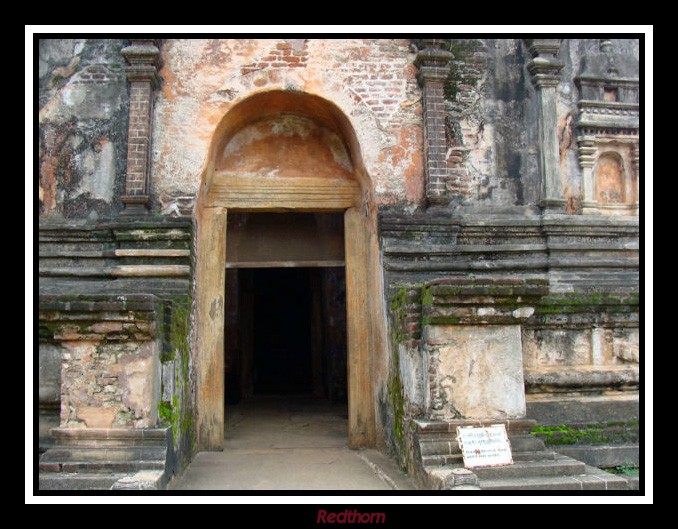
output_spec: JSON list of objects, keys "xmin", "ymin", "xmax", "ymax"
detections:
[{"xmin": 192, "ymin": 90, "xmax": 380, "ymax": 451}]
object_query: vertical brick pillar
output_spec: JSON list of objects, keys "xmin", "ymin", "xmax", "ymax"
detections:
[
  {"xmin": 415, "ymin": 40, "xmax": 453, "ymax": 207},
  {"xmin": 120, "ymin": 39, "xmax": 160, "ymax": 216},
  {"xmin": 525, "ymin": 39, "xmax": 566, "ymax": 212}
]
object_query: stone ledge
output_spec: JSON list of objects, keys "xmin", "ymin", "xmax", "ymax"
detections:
[
  {"xmin": 555, "ymin": 444, "xmax": 639, "ymax": 469},
  {"xmin": 413, "ymin": 418, "xmax": 538, "ymax": 434},
  {"xmin": 39, "ymin": 217, "xmax": 192, "ymax": 231},
  {"xmin": 525, "ymin": 366, "xmax": 639, "ymax": 392},
  {"xmin": 526, "ymin": 394, "xmax": 639, "ymax": 424},
  {"xmin": 39, "ymin": 265, "xmax": 190, "ymax": 278},
  {"xmin": 53, "ymin": 427, "xmax": 171, "ymax": 442},
  {"xmin": 39, "ymin": 294, "xmax": 161, "ymax": 342}
]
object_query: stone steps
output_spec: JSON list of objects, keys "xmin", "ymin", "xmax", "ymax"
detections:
[
  {"xmin": 480, "ymin": 464, "xmax": 628, "ymax": 491},
  {"xmin": 38, "ymin": 473, "xmax": 129, "ymax": 491},
  {"xmin": 413, "ymin": 419, "xmax": 634, "ymax": 491},
  {"xmin": 40, "ymin": 459, "xmax": 166, "ymax": 474},
  {"xmin": 38, "ymin": 470, "xmax": 167, "ymax": 490},
  {"xmin": 472, "ymin": 456, "xmax": 585, "ymax": 480},
  {"xmin": 38, "ymin": 427, "xmax": 175, "ymax": 491},
  {"xmin": 422, "ymin": 449, "xmax": 557, "ymax": 467},
  {"xmin": 555, "ymin": 444, "xmax": 639, "ymax": 468}
]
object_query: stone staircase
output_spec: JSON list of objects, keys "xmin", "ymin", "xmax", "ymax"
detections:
[
  {"xmin": 39, "ymin": 427, "xmax": 175, "ymax": 490},
  {"xmin": 413, "ymin": 419, "xmax": 630, "ymax": 491}
]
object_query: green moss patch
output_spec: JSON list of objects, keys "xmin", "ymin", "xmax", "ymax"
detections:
[
  {"xmin": 531, "ymin": 422, "xmax": 639, "ymax": 446},
  {"xmin": 607, "ymin": 465, "xmax": 639, "ymax": 477}
]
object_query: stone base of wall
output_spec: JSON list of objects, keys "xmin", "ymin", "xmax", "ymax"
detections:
[
  {"xmin": 38, "ymin": 219, "xmax": 195, "ymax": 478},
  {"xmin": 527, "ymin": 393, "xmax": 639, "ymax": 425},
  {"xmin": 39, "ymin": 427, "xmax": 175, "ymax": 490}
]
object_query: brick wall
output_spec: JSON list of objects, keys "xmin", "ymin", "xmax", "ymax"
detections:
[
  {"xmin": 443, "ymin": 39, "xmax": 489, "ymax": 201},
  {"xmin": 125, "ymin": 82, "xmax": 152, "ymax": 195}
]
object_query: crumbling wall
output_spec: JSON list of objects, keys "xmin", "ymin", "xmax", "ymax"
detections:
[
  {"xmin": 151, "ymin": 39, "xmax": 424, "ymax": 214},
  {"xmin": 436, "ymin": 38, "xmax": 639, "ymax": 210},
  {"xmin": 39, "ymin": 39, "xmax": 129, "ymax": 219}
]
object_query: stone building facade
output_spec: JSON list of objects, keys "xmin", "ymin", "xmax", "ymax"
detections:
[{"xmin": 37, "ymin": 37, "xmax": 640, "ymax": 490}]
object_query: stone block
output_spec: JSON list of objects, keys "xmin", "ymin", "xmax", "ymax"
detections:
[
  {"xmin": 77, "ymin": 406, "xmax": 115, "ymax": 428},
  {"xmin": 39, "ymin": 343, "xmax": 62, "ymax": 405},
  {"xmin": 526, "ymin": 394, "xmax": 639, "ymax": 424},
  {"xmin": 425, "ymin": 325, "xmax": 526, "ymax": 420},
  {"xmin": 556, "ymin": 445, "xmax": 639, "ymax": 468}
]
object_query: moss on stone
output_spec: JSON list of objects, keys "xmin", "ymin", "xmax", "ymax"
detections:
[
  {"xmin": 159, "ymin": 295, "xmax": 194, "ymax": 453},
  {"xmin": 607, "ymin": 465, "xmax": 639, "ymax": 477},
  {"xmin": 443, "ymin": 39, "xmax": 484, "ymax": 102},
  {"xmin": 540, "ymin": 292, "xmax": 640, "ymax": 307},
  {"xmin": 421, "ymin": 286, "xmax": 433, "ymax": 307},
  {"xmin": 387, "ymin": 349, "xmax": 406, "ymax": 468},
  {"xmin": 389, "ymin": 286, "xmax": 411, "ymax": 345},
  {"xmin": 158, "ymin": 396, "xmax": 180, "ymax": 444},
  {"xmin": 531, "ymin": 422, "xmax": 639, "ymax": 446},
  {"xmin": 426, "ymin": 316, "xmax": 461, "ymax": 325}
]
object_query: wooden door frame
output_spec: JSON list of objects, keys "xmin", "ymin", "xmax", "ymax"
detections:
[{"xmin": 193, "ymin": 173, "xmax": 376, "ymax": 450}]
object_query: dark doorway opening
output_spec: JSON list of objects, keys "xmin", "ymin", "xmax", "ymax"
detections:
[
  {"xmin": 223, "ymin": 211, "xmax": 349, "ymax": 443},
  {"xmin": 252, "ymin": 268, "xmax": 312, "ymax": 394},
  {"xmin": 224, "ymin": 265, "xmax": 347, "ymax": 406}
]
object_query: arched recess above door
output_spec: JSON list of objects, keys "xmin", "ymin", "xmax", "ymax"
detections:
[{"xmin": 199, "ymin": 90, "xmax": 370, "ymax": 211}]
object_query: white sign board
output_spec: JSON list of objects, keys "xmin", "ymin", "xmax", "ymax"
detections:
[{"xmin": 456, "ymin": 424, "xmax": 513, "ymax": 469}]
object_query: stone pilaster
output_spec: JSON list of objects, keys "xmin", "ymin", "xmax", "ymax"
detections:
[
  {"xmin": 577, "ymin": 134, "xmax": 598, "ymax": 214},
  {"xmin": 632, "ymin": 141, "xmax": 640, "ymax": 207},
  {"xmin": 120, "ymin": 39, "xmax": 161, "ymax": 216},
  {"xmin": 415, "ymin": 40, "xmax": 454, "ymax": 206},
  {"xmin": 525, "ymin": 39, "xmax": 566, "ymax": 212}
]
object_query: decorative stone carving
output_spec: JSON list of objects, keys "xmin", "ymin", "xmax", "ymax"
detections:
[{"xmin": 575, "ymin": 40, "xmax": 639, "ymax": 216}]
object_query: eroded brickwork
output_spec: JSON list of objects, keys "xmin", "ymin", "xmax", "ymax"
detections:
[{"xmin": 152, "ymin": 38, "xmax": 424, "ymax": 213}]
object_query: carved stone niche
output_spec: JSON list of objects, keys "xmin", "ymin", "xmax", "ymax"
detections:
[{"xmin": 575, "ymin": 40, "xmax": 639, "ymax": 216}]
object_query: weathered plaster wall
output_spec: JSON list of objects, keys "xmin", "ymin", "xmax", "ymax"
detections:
[
  {"xmin": 39, "ymin": 39, "xmax": 129, "ymax": 219},
  {"xmin": 436, "ymin": 38, "xmax": 639, "ymax": 210},
  {"xmin": 152, "ymin": 39, "xmax": 424, "ymax": 214},
  {"xmin": 437, "ymin": 39, "xmax": 535, "ymax": 206},
  {"xmin": 37, "ymin": 37, "xmax": 640, "ymax": 217}
]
